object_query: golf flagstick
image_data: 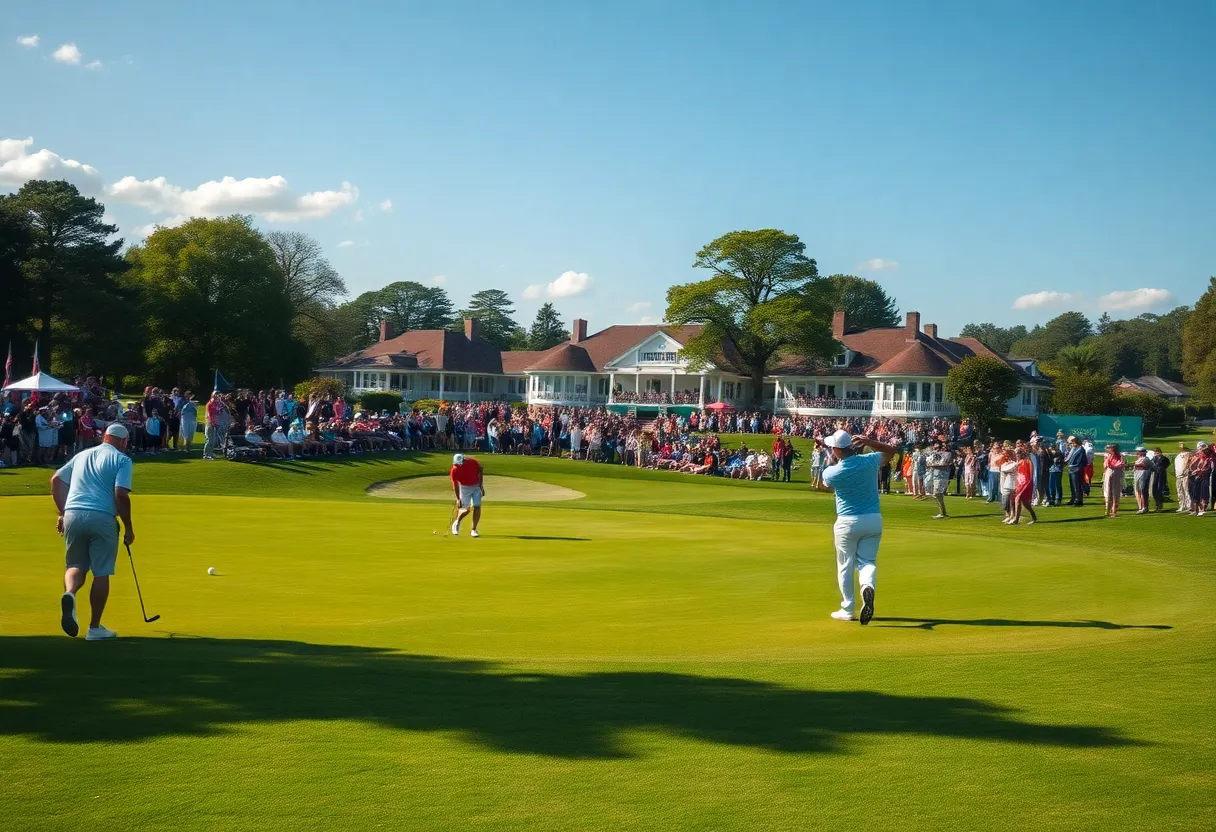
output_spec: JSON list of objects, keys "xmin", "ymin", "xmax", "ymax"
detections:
[{"xmin": 125, "ymin": 543, "xmax": 160, "ymax": 623}]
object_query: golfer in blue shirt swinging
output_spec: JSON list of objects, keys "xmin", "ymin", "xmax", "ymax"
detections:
[{"xmin": 821, "ymin": 429, "xmax": 897, "ymax": 625}]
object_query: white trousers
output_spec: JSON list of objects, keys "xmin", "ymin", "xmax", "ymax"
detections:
[
  {"xmin": 1176, "ymin": 475, "xmax": 1191, "ymax": 511},
  {"xmin": 834, "ymin": 513, "xmax": 882, "ymax": 613}
]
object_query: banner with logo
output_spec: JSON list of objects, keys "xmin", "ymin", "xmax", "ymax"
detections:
[{"xmin": 1038, "ymin": 414, "xmax": 1143, "ymax": 448}]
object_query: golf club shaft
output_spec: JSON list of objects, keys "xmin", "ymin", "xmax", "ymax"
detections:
[{"xmin": 125, "ymin": 543, "xmax": 158, "ymax": 622}]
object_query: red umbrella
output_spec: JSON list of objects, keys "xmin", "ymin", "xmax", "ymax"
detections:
[{"xmin": 705, "ymin": 401, "xmax": 735, "ymax": 412}]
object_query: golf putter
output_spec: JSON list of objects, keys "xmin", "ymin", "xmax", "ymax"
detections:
[{"xmin": 125, "ymin": 543, "xmax": 161, "ymax": 623}]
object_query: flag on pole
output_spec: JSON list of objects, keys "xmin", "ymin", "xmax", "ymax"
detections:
[
  {"xmin": 213, "ymin": 370, "xmax": 232, "ymax": 393},
  {"xmin": 3, "ymin": 342, "xmax": 11, "ymax": 389},
  {"xmin": 31, "ymin": 340, "xmax": 40, "ymax": 375}
]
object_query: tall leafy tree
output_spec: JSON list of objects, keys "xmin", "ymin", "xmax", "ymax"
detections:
[
  {"xmin": 0, "ymin": 205, "xmax": 33, "ymax": 371},
  {"xmin": 1182, "ymin": 277, "xmax": 1216, "ymax": 402},
  {"xmin": 827, "ymin": 274, "xmax": 899, "ymax": 329},
  {"xmin": 944, "ymin": 356, "xmax": 1020, "ymax": 434},
  {"xmin": 1050, "ymin": 371, "xmax": 1115, "ymax": 415},
  {"xmin": 456, "ymin": 289, "xmax": 520, "ymax": 350},
  {"xmin": 128, "ymin": 215, "xmax": 310, "ymax": 388},
  {"xmin": 958, "ymin": 322, "xmax": 1029, "ymax": 354},
  {"xmin": 1091, "ymin": 308, "xmax": 1190, "ymax": 380},
  {"xmin": 1, "ymin": 180, "xmax": 131, "ymax": 376},
  {"xmin": 527, "ymin": 303, "xmax": 569, "ymax": 350},
  {"xmin": 265, "ymin": 231, "xmax": 351, "ymax": 364},
  {"xmin": 665, "ymin": 229, "xmax": 836, "ymax": 406},
  {"xmin": 1050, "ymin": 342, "xmax": 1106, "ymax": 376},
  {"xmin": 1008, "ymin": 311, "xmax": 1093, "ymax": 361},
  {"xmin": 335, "ymin": 281, "xmax": 455, "ymax": 352}
]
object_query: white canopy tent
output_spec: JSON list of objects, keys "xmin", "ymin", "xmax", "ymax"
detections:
[{"xmin": 2, "ymin": 372, "xmax": 81, "ymax": 393}]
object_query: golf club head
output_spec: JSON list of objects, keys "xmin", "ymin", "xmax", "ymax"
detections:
[{"xmin": 145, "ymin": 614, "xmax": 161, "ymax": 623}]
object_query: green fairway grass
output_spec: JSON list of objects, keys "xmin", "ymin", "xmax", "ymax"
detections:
[{"xmin": 1, "ymin": 447, "xmax": 1213, "ymax": 831}]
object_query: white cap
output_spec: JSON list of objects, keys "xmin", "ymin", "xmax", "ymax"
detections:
[
  {"xmin": 823, "ymin": 429, "xmax": 853, "ymax": 449},
  {"xmin": 104, "ymin": 423, "xmax": 129, "ymax": 439},
  {"xmin": 452, "ymin": 453, "xmax": 464, "ymax": 466}
]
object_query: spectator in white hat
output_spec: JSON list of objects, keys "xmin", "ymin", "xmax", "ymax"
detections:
[{"xmin": 821, "ymin": 428, "xmax": 898, "ymax": 625}]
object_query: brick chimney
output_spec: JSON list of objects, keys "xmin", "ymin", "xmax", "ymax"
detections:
[
  {"xmin": 924, "ymin": 323, "xmax": 938, "ymax": 339},
  {"xmin": 571, "ymin": 318, "xmax": 588, "ymax": 343},
  {"xmin": 905, "ymin": 311, "xmax": 921, "ymax": 342},
  {"xmin": 378, "ymin": 319, "xmax": 392, "ymax": 343},
  {"xmin": 464, "ymin": 318, "xmax": 480, "ymax": 341},
  {"xmin": 832, "ymin": 309, "xmax": 847, "ymax": 339}
]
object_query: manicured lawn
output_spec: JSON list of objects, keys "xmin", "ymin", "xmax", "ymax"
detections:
[{"xmin": 1, "ymin": 447, "xmax": 1213, "ymax": 831}]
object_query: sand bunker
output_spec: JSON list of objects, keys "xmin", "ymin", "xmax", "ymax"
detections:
[{"xmin": 367, "ymin": 474, "xmax": 584, "ymax": 502}]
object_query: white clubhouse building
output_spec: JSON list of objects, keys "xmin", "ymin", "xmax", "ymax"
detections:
[{"xmin": 315, "ymin": 311, "xmax": 1049, "ymax": 418}]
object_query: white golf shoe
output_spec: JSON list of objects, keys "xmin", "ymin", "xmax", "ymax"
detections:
[
  {"xmin": 830, "ymin": 609, "xmax": 854, "ymax": 621},
  {"xmin": 86, "ymin": 625, "xmax": 117, "ymax": 641},
  {"xmin": 470, "ymin": 529, "xmax": 480, "ymax": 538},
  {"xmin": 450, "ymin": 521, "xmax": 460, "ymax": 536}
]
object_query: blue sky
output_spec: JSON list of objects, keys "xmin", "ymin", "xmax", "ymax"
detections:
[{"xmin": 3, "ymin": 0, "xmax": 1213, "ymax": 335}]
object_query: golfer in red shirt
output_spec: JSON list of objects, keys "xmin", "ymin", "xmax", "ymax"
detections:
[{"xmin": 450, "ymin": 453, "xmax": 485, "ymax": 537}]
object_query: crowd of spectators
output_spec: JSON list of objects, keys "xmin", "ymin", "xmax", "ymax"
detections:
[{"xmin": 6, "ymin": 387, "xmax": 1213, "ymax": 518}]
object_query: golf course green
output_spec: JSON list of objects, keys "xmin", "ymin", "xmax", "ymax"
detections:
[{"xmin": 1, "ymin": 442, "xmax": 1213, "ymax": 831}]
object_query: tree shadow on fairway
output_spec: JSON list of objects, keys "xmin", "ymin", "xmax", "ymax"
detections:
[
  {"xmin": 877, "ymin": 618, "xmax": 1172, "ymax": 631},
  {"xmin": 0, "ymin": 637, "xmax": 1140, "ymax": 757},
  {"xmin": 486, "ymin": 535, "xmax": 592, "ymax": 541}
]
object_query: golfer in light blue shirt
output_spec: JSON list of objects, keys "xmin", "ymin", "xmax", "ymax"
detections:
[
  {"xmin": 51, "ymin": 423, "xmax": 135, "ymax": 641},
  {"xmin": 821, "ymin": 429, "xmax": 897, "ymax": 625}
]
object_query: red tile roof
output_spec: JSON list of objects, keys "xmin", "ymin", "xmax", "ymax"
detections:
[
  {"xmin": 870, "ymin": 340, "xmax": 955, "ymax": 375},
  {"xmin": 526, "ymin": 344, "xmax": 598, "ymax": 372}
]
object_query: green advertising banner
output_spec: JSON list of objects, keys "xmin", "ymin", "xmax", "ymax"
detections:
[{"xmin": 1038, "ymin": 414, "xmax": 1143, "ymax": 448}]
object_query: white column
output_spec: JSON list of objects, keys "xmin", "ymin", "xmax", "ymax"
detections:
[
  {"xmin": 670, "ymin": 369, "xmax": 676, "ymax": 403},
  {"xmin": 609, "ymin": 372, "xmax": 615, "ymax": 403},
  {"xmin": 773, "ymin": 378, "xmax": 779, "ymax": 411},
  {"xmin": 438, "ymin": 373, "xmax": 445, "ymax": 401},
  {"xmin": 716, "ymin": 376, "xmax": 723, "ymax": 402},
  {"xmin": 467, "ymin": 373, "xmax": 473, "ymax": 402},
  {"xmin": 698, "ymin": 374, "xmax": 705, "ymax": 408}
]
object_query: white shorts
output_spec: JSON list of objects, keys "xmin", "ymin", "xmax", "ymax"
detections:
[{"xmin": 458, "ymin": 484, "xmax": 482, "ymax": 508}]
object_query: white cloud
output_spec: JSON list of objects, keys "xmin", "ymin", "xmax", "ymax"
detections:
[
  {"xmin": 0, "ymin": 137, "xmax": 103, "ymax": 192},
  {"xmin": 353, "ymin": 208, "xmax": 364, "ymax": 222},
  {"xmin": 378, "ymin": 199, "xmax": 392, "ymax": 212},
  {"xmin": 2, "ymin": 135, "xmax": 361, "ymax": 227},
  {"xmin": 547, "ymin": 270, "xmax": 593, "ymax": 298},
  {"xmin": 17, "ymin": 35, "xmax": 40, "ymax": 48},
  {"xmin": 85, "ymin": 60, "xmax": 103, "ymax": 71},
  {"xmin": 337, "ymin": 240, "xmax": 356, "ymax": 248},
  {"xmin": 637, "ymin": 315, "xmax": 660, "ymax": 325},
  {"xmin": 107, "ymin": 174, "xmax": 358, "ymax": 222},
  {"xmin": 427, "ymin": 274, "xmax": 447, "ymax": 287},
  {"xmin": 1099, "ymin": 288, "xmax": 1173, "ymax": 311},
  {"xmin": 627, "ymin": 301, "xmax": 651, "ymax": 313},
  {"xmin": 523, "ymin": 271, "xmax": 594, "ymax": 300},
  {"xmin": 52, "ymin": 43, "xmax": 82, "ymax": 65},
  {"xmin": 1012, "ymin": 290, "xmax": 1077, "ymax": 310},
  {"xmin": 858, "ymin": 258, "xmax": 899, "ymax": 271}
]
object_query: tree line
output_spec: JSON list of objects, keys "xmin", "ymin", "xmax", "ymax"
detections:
[
  {"xmin": 0, "ymin": 180, "xmax": 578, "ymax": 391},
  {"xmin": 959, "ymin": 291, "xmax": 1216, "ymax": 412}
]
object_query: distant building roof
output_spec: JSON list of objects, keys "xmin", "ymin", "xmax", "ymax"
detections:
[
  {"xmin": 526, "ymin": 343, "xmax": 597, "ymax": 373},
  {"xmin": 1114, "ymin": 375, "xmax": 1192, "ymax": 398}
]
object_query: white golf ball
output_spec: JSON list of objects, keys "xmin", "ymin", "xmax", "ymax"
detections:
[
  {"xmin": 207, "ymin": 567, "xmax": 216, "ymax": 576},
  {"xmin": 432, "ymin": 530, "xmax": 437, "ymax": 535}
]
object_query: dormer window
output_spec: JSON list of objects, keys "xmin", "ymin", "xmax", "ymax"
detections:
[{"xmin": 833, "ymin": 350, "xmax": 851, "ymax": 368}]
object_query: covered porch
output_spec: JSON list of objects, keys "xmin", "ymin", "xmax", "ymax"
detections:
[
  {"xmin": 771, "ymin": 377, "xmax": 876, "ymax": 416},
  {"xmin": 607, "ymin": 371, "xmax": 749, "ymax": 407},
  {"xmin": 869, "ymin": 378, "xmax": 958, "ymax": 417}
]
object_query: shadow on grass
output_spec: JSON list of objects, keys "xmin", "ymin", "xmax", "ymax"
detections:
[
  {"xmin": 0, "ymin": 637, "xmax": 1140, "ymax": 756},
  {"xmin": 877, "ymin": 618, "xmax": 1172, "ymax": 631},
  {"xmin": 487, "ymin": 535, "xmax": 592, "ymax": 541}
]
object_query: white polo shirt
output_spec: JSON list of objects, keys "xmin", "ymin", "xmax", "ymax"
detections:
[{"xmin": 55, "ymin": 443, "xmax": 133, "ymax": 515}]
